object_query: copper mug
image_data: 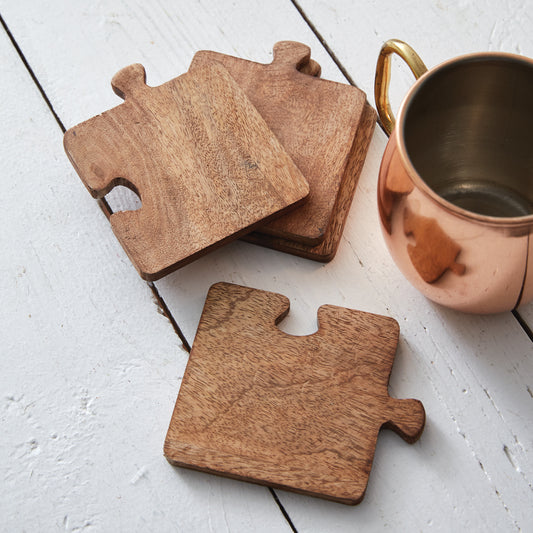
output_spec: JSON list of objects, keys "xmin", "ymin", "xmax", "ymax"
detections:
[{"xmin": 374, "ymin": 39, "xmax": 533, "ymax": 313}]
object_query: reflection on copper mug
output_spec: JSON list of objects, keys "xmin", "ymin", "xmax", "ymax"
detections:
[{"xmin": 374, "ymin": 39, "xmax": 533, "ymax": 314}]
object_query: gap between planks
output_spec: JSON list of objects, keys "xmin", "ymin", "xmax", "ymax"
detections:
[
  {"xmin": 0, "ymin": 13, "xmax": 66, "ymax": 132},
  {"xmin": 290, "ymin": 0, "xmax": 356, "ymax": 86}
]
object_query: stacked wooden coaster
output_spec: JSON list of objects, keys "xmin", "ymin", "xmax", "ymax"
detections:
[{"xmin": 64, "ymin": 41, "xmax": 376, "ymax": 280}]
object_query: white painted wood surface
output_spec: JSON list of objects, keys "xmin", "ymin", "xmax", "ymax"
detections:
[
  {"xmin": 1, "ymin": 1, "xmax": 532, "ymax": 531},
  {"xmin": 0, "ymin": 22, "xmax": 291, "ymax": 533}
]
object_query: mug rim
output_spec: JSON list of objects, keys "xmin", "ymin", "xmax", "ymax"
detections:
[{"xmin": 395, "ymin": 50, "xmax": 533, "ymax": 228}]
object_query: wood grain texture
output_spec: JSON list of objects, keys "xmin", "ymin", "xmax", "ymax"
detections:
[
  {"xmin": 63, "ymin": 62, "xmax": 309, "ymax": 280},
  {"xmin": 165, "ymin": 282, "xmax": 425, "ymax": 505},
  {"xmin": 243, "ymin": 101, "xmax": 376, "ymax": 261},
  {"xmin": 191, "ymin": 41, "xmax": 376, "ymax": 257},
  {"xmin": 3, "ymin": 0, "xmax": 533, "ymax": 531}
]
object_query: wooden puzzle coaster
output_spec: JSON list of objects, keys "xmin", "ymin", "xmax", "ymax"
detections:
[
  {"xmin": 191, "ymin": 41, "xmax": 377, "ymax": 261},
  {"xmin": 64, "ymin": 62, "xmax": 309, "ymax": 280},
  {"xmin": 164, "ymin": 282, "xmax": 425, "ymax": 505}
]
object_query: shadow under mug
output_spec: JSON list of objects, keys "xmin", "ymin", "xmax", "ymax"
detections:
[{"xmin": 374, "ymin": 39, "xmax": 533, "ymax": 314}]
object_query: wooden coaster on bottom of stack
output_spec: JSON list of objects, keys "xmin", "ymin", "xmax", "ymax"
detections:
[
  {"xmin": 164, "ymin": 282, "xmax": 425, "ymax": 505},
  {"xmin": 64, "ymin": 62, "xmax": 309, "ymax": 281},
  {"xmin": 191, "ymin": 41, "xmax": 377, "ymax": 261},
  {"xmin": 244, "ymin": 102, "xmax": 376, "ymax": 262}
]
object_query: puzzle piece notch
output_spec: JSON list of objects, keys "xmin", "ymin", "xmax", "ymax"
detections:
[
  {"xmin": 165, "ymin": 282, "xmax": 425, "ymax": 504},
  {"xmin": 64, "ymin": 124, "xmax": 131, "ymax": 200}
]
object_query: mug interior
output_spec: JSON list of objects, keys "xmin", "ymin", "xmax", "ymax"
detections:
[{"xmin": 402, "ymin": 55, "xmax": 533, "ymax": 218}]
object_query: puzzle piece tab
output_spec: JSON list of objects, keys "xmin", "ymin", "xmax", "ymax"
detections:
[
  {"xmin": 64, "ymin": 62, "xmax": 309, "ymax": 280},
  {"xmin": 165, "ymin": 282, "xmax": 425, "ymax": 504}
]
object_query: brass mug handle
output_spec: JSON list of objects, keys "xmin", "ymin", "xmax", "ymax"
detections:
[{"xmin": 374, "ymin": 39, "xmax": 428, "ymax": 136}]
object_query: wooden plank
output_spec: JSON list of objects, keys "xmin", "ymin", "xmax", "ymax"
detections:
[
  {"xmin": 0, "ymin": 24, "xmax": 292, "ymax": 533},
  {"xmin": 2, "ymin": 0, "xmax": 532, "ymax": 531}
]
